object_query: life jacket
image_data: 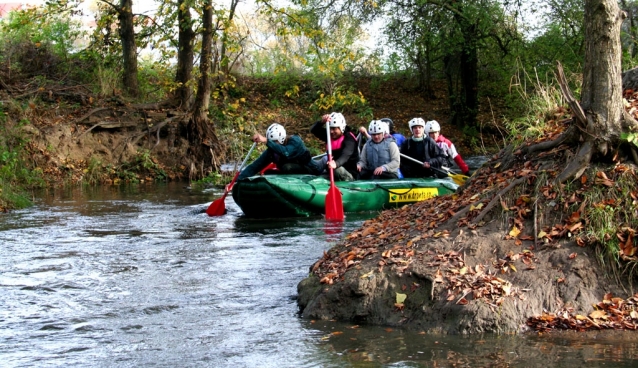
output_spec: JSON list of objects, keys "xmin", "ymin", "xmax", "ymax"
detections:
[
  {"xmin": 327, "ymin": 131, "xmax": 357, "ymax": 152},
  {"xmin": 364, "ymin": 139, "xmax": 394, "ymax": 171}
]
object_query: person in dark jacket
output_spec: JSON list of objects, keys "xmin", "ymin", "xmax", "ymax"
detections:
[
  {"xmin": 310, "ymin": 112, "xmax": 360, "ymax": 181},
  {"xmin": 238, "ymin": 123, "xmax": 320, "ymax": 179},
  {"xmin": 400, "ymin": 117, "xmax": 447, "ymax": 178}
]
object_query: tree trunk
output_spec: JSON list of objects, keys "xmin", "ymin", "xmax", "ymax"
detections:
[
  {"xmin": 458, "ymin": 26, "xmax": 479, "ymax": 127},
  {"xmin": 174, "ymin": 0, "xmax": 195, "ymax": 110},
  {"xmin": 187, "ymin": 0, "xmax": 220, "ymax": 179},
  {"xmin": 581, "ymin": 0, "xmax": 625, "ymax": 153},
  {"xmin": 219, "ymin": 0, "xmax": 240, "ymax": 75},
  {"xmin": 118, "ymin": 0, "xmax": 139, "ymax": 97},
  {"xmin": 556, "ymin": 0, "xmax": 625, "ymax": 183}
]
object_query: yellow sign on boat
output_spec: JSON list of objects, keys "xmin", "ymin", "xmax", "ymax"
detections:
[{"xmin": 389, "ymin": 188, "xmax": 438, "ymax": 203}]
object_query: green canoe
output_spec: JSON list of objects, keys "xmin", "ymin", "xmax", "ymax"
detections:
[{"xmin": 231, "ymin": 174, "xmax": 458, "ymax": 218}]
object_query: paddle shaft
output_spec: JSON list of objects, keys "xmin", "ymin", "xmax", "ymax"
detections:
[
  {"xmin": 326, "ymin": 123, "xmax": 336, "ymax": 183},
  {"xmin": 312, "ymin": 153, "xmax": 327, "ymax": 160},
  {"xmin": 325, "ymin": 120, "xmax": 344, "ymax": 221},
  {"xmin": 206, "ymin": 142, "xmax": 257, "ymax": 216},
  {"xmin": 228, "ymin": 142, "xmax": 257, "ymax": 191},
  {"xmin": 399, "ymin": 153, "xmax": 451, "ymax": 178}
]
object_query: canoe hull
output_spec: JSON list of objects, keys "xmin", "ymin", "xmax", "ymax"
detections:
[{"xmin": 231, "ymin": 175, "xmax": 458, "ymax": 218}]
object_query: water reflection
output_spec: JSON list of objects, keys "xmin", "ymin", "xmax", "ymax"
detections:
[
  {"xmin": 0, "ymin": 182, "xmax": 637, "ymax": 367},
  {"xmin": 310, "ymin": 320, "xmax": 638, "ymax": 367}
]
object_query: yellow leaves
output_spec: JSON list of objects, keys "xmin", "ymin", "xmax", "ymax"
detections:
[
  {"xmin": 589, "ymin": 310, "xmax": 608, "ymax": 320},
  {"xmin": 509, "ymin": 226, "xmax": 521, "ymax": 238},
  {"xmin": 360, "ymin": 270, "xmax": 374, "ymax": 279},
  {"xmin": 395, "ymin": 292, "xmax": 407, "ymax": 310},
  {"xmin": 396, "ymin": 292, "xmax": 407, "ymax": 304},
  {"xmin": 470, "ymin": 203, "xmax": 484, "ymax": 211},
  {"xmin": 432, "ymin": 230, "xmax": 450, "ymax": 238}
]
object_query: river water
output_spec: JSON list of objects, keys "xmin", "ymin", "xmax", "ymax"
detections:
[{"xmin": 1, "ymin": 182, "xmax": 637, "ymax": 367}]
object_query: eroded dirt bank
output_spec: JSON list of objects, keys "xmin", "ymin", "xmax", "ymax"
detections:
[{"xmin": 298, "ymin": 138, "xmax": 638, "ymax": 334}]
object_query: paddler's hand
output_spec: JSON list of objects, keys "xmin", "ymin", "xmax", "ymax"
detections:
[
  {"xmin": 422, "ymin": 161, "xmax": 431, "ymax": 168},
  {"xmin": 373, "ymin": 166, "xmax": 385, "ymax": 176},
  {"xmin": 327, "ymin": 160, "xmax": 337, "ymax": 170},
  {"xmin": 321, "ymin": 114, "xmax": 330, "ymax": 123},
  {"xmin": 252, "ymin": 133, "xmax": 267, "ymax": 144}
]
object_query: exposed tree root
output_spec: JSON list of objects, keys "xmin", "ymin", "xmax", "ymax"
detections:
[
  {"xmin": 472, "ymin": 177, "xmax": 527, "ymax": 226},
  {"xmin": 520, "ymin": 125, "xmax": 577, "ymax": 156},
  {"xmin": 557, "ymin": 62, "xmax": 587, "ymax": 129},
  {"xmin": 72, "ymin": 107, "xmax": 110, "ymax": 126},
  {"xmin": 555, "ymin": 141, "xmax": 593, "ymax": 184}
]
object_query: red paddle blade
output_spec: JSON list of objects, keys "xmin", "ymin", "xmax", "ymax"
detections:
[
  {"xmin": 325, "ymin": 184, "xmax": 344, "ymax": 221},
  {"xmin": 206, "ymin": 193, "xmax": 227, "ymax": 216}
]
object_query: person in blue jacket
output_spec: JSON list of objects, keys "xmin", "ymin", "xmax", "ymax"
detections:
[{"xmin": 238, "ymin": 123, "xmax": 320, "ymax": 179}]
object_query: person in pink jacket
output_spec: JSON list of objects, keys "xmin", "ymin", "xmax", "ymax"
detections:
[{"xmin": 425, "ymin": 120, "xmax": 470, "ymax": 174}]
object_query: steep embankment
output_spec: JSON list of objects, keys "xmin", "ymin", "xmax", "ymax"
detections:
[{"xmin": 297, "ymin": 121, "xmax": 638, "ymax": 334}]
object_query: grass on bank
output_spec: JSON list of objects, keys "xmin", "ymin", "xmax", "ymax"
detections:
[{"xmin": 500, "ymin": 70, "xmax": 638, "ymax": 284}]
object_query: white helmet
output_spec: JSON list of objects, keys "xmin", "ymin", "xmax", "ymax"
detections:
[
  {"xmin": 408, "ymin": 117, "xmax": 426, "ymax": 130},
  {"xmin": 426, "ymin": 120, "xmax": 441, "ymax": 133},
  {"xmin": 368, "ymin": 120, "xmax": 386, "ymax": 135},
  {"xmin": 266, "ymin": 123, "xmax": 286, "ymax": 144},
  {"xmin": 326, "ymin": 112, "xmax": 346, "ymax": 132}
]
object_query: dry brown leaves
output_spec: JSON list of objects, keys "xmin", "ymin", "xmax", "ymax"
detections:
[
  {"xmin": 427, "ymin": 250, "xmax": 528, "ymax": 309},
  {"xmin": 311, "ymin": 132, "xmax": 637, "ymax": 288},
  {"xmin": 527, "ymin": 293, "xmax": 638, "ymax": 332}
]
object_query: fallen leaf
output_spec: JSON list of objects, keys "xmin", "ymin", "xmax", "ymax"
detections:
[
  {"xmin": 360, "ymin": 270, "xmax": 374, "ymax": 279},
  {"xmin": 589, "ymin": 310, "xmax": 607, "ymax": 320},
  {"xmin": 396, "ymin": 292, "xmax": 407, "ymax": 304},
  {"xmin": 568, "ymin": 253, "xmax": 577, "ymax": 259},
  {"xmin": 509, "ymin": 226, "xmax": 521, "ymax": 238}
]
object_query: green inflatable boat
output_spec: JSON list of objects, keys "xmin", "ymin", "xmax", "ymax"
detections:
[{"xmin": 231, "ymin": 174, "xmax": 458, "ymax": 218}]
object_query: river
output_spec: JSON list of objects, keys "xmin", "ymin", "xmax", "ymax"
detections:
[{"xmin": 1, "ymin": 182, "xmax": 637, "ymax": 367}]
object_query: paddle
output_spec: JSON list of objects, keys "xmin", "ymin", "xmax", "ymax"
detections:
[
  {"xmin": 206, "ymin": 142, "xmax": 257, "ymax": 216},
  {"xmin": 400, "ymin": 153, "xmax": 468, "ymax": 186},
  {"xmin": 312, "ymin": 153, "xmax": 327, "ymax": 160},
  {"xmin": 324, "ymin": 122, "xmax": 344, "ymax": 221}
]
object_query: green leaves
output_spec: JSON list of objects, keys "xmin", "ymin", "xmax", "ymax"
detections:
[{"xmin": 621, "ymin": 132, "xmax": 638, "ymax": 148}]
